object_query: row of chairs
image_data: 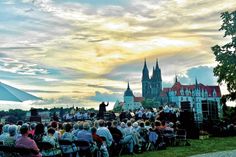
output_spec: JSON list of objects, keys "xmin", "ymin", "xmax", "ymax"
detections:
[
  {"xmin": 0, "ymin": 129, "xmax": 188, "ymax": 157},
  {"xmin": 40, "ymin": 139, "xmax": 94, "ymax": 157},
  {"xmin": 0, "ymin": 140, "xmax": 95, "ymax": 157},
  {"xmin": 0, "ymin": 145, "xmax": 39, "ymax": 157},
  {"xmin": 163, "ymin": 129, "xmax": 188, "ymax": 146},
  {"xmin": 144, "ymin": 129, "xmax": 188, "ymax": 151}
]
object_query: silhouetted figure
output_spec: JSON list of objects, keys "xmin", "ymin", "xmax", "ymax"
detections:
[
  {"xmin": 119, "ymin": 111, "xmax": 126, "ymax": 121},
  {"xmin": 52, "ymin": 112, "xmax": 59, "ymax": 122},
  {"xmin": 30, "ymin": 108, "xmax": 41, "ymax": 123},
  {"xmin": 98, "ymin": 102, "xmax": 109, "ymax": 119},
  {"xmin": 59, "ymin": 107, "xmax": 64, "ymax": 119}
]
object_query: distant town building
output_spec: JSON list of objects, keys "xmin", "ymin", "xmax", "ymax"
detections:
[{"xmin": 164, "ymin": 77, "xmax": 222, "ymax": 122}]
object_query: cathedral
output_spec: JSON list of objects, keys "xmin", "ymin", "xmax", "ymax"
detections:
[{"xmin": 142, "ymin": 59, "xmax": 163, "ymax": 101}]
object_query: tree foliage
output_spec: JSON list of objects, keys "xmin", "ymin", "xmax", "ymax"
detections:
[
  {"xmin": 141, "ymin": 99, "xmax": 160, "ymax": 109},
  {"xmin": 212, "ymin": 10, "xmax": 236, "ymax": 101},
  {"xmin": 113, "ymin": 105, "xmax": 122, "ymax": 112}
]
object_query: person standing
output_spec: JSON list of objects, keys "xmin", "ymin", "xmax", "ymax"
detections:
[{"xmin": 98, "ymin": 102, "xmax": 109, "ymax": 119}]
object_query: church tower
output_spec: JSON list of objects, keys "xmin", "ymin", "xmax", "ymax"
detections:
[
  {"xmin": 124, "ymin": 82, "xmax": 135, "ymax": 111},
  {"xmin": 155, "ymin": 59, "xmax": 162, "ymax": 97},
  {"xmin": 142, "ymin": 58, "xmax": 162, "ymax": 100},
  {"xmin": 142, "ymin": 59, "xmax": 150, "ymax": 98},
  {"xmin": 150, "ymin": 59, "xmax": 162, "ymax": 99}
]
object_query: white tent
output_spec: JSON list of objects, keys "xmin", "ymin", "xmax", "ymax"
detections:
[{"xmin": 0, "ymin": 82, "xmax": 41, "ymax": 102}]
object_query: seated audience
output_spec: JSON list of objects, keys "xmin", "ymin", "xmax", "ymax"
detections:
[
  {"xmin": 61, "ymin": 123, "xmax": 77, "ymax": 155},
  {"xmin": 33, "ymin": 123, "xmax": 45, "ymax": 147},
  {"xmin": 42, "ymin": 128, "xmax": 61, "ymax": 156},
  {"xmin": 0, "ymin": 124, "xmax": 10, "ymax": 142},
  {"xmin": 91, "ymin": 127, "xmax": 109, "ymax": 157},
  {"xmin": 4, "ymin": 124, "xmax": 17, "ymax": 146},
  {"xmin": 76, "ymin": 122, "xmax": 93, "ymax": 143},
  {"xmin": 28, "ymin": 123, "xmax": 37, "ymax": 138},
  {"xmin": 15, "ymin": 124, "xmax": 42, "ymax": 157},
  {"xmin": 50, "ymin": 121, "xmax": 61, "ymax": 140},
  {"xmin": 96, "ymin": 119, "xmax": 113, "ymax": 148}
]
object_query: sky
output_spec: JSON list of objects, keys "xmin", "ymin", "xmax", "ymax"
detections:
[{"xmin": 0, "ymin": 0, "xmax": 235, "ymax": 110}]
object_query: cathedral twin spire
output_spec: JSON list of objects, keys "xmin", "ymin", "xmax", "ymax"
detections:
[
  {"xmin": 142, "ymin": 58, "xmax": 161, "ymax": 81},
  {"xmin": 142, "ymin": 58, "xmax": 162, "ymax": 99},
  {"xmin": 142, "ymin": 59, "xmax": 149, "ymax": 81}
]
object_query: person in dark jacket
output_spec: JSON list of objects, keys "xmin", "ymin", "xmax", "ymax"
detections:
[{"xmin": 98, "ymin": 102, "xmax": 109, "ymax": 119}]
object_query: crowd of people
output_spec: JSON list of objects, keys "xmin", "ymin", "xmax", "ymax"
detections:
[{"xmin": 0, "ymin": 106, "xmax": 187, "ymax": 157}]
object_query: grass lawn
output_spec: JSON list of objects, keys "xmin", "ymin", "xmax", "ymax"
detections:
[{"xmin": 122, "ymin": 136, "xmax": 236, "ymax": 157}]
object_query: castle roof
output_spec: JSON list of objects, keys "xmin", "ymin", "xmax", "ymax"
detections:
[
  {"xmin": 164, "ymin": 81, "xmax": 221, "ymax": 97},
  {"xmin": 124, "ymin": 82, "xmax": 134, "ymax": 97},
  {"xmin": 134, "ymin": 97, "xmax": 144, "ymax": 102},
  {"xmin": 160, "ymin": 91, "xmax": 167, "ymax": 97}
]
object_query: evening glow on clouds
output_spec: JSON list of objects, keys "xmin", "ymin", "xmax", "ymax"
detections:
[{"xmin": 0, "ymin": 0, "xmax": 235, "ymax": 110}]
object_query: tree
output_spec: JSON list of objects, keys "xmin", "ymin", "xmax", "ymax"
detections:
[
  {"xmin": 141, "ymin": 99, "xmax": 160, "ymax": 109},
  {"xmin": 113, "ymin": 105, "xmax": 122, "ymax": 112},
  {"xmin": 212, "ymin": 10, "xmax": 236, "ymax": 101}
]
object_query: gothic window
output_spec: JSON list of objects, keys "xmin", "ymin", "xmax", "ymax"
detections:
[
  {"xmin": 213, "ymin": 89, "xmax": 216, "ymax": 97},
  {"xmin": 205, "ymin": 90, "xmax": 208, "ymax": 97},
  {"xmin": 185, "ymin": 89, "xmax": 188, "ymax": 96},
  {"xmin": 180, "ymin": 88, "xmax": 184, "ymax": 95}
]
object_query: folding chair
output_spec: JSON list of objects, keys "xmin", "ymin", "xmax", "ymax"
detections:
[
  {"xmin": 0, "ymin": 145, "xmax": 14, "ymax": 156},
  {"xmin": 58, "ymin": 139, "xmax": 77, "ymax": 157},
  {"xmin": 39, "ymin": 141, "xmax": 61, "ymax": 157},
  {"xmin": 74, "ymin": 140, "xmax": 92, "ymax": 157},
  {"xmin": 147, "ymin": 131, "xmax": 158, "ymax": 151},
  {"xmin": 0, "ymin": 145, "xmax": 39, "ymax": 157},
  {"xmin": 163, "ymin": 129, "xmax": 176, "ymax": 146},
  {"xmin": 14, "ymin": 147, "xmax": 40, "ymax": 156},
  {"xmin": 175, "ymin": 129, "xmax": 188, "ymax": 146},
  {"xmin": 110, "ymin": 134, "xmax": 124, "ymax": 157}
]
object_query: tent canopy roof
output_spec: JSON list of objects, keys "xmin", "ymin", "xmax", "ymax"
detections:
[{"xmin": 0, "ymin": 82, "xmax": 42, "ymax": 102}]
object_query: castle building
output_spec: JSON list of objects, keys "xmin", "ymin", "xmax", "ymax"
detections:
[
  {"xmin": 164, "ymin": 77, "xmax": 222, "ymax": 122},
  {"xmin": 142, "ymin": 59, "xmax": 163, "ymax": 101}
]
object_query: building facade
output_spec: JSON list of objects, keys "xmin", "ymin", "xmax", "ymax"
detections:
[
  {"xmin": 142, "ymin": 59, "xmax": 162, "ymax": 101},
  {"xmin": 164, "ymin": 77, "xmax": 222, "ymax": 122},
  {"xmin": 123, "ymin": 83, "xmax": 143, "ymax": 111}
]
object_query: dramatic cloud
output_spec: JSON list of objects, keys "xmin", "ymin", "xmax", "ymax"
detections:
[
  {"xmin": 0, "ymin": 57, "xmax": 48, "ymax": 75},
  {"xmin": 0, "ymin": 0, "xmax": 235, "ymax": 109},
  {"xmin": 177, "ymin": 66, "xmax": 218, "ymax": 85},
  {"xmin": 89, "ymin": 91, "xmax": 122, "ymax": 102}
]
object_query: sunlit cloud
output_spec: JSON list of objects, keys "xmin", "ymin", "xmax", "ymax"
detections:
[{"xmin": 0, "ymin": 0, "xmax": 235, "ymax": 109}]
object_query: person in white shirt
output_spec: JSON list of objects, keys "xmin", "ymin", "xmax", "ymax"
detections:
[{"xmin": 96, "ymin": 120, "xmax": 113, "ymax": 148}]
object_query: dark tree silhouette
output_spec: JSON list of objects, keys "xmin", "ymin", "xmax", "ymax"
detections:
[{"xmin": 212, "ymin": 10, "xmax": 236, "ymax": 101}]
